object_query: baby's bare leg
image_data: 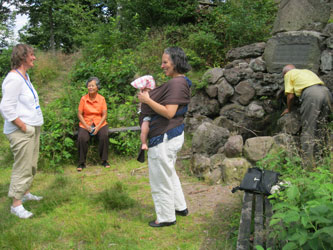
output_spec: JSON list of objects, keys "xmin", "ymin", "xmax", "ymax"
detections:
[{"xmin": 141, "ymin": 121, "xmax": 150, "ymax": 150}]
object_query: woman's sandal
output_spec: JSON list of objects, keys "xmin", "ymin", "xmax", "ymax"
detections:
[{"xmin": 102, "ymin": 161, "xmax": 110, "ymax": 168}]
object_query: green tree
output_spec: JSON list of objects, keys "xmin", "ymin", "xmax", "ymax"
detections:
[
  {"xmin": 15, "ymin": 0, "xmax": 117, "ymax": 53},
  {"xmin": 117, "ymin": 0, "xmax": 199, "ymax": 30},
  {"xmin": 0, "ymin": 1, "xmax": 15, "ymax": 48},
  {"xmin": 208, "ymin": 0, "xmax": 277, "ymax": 48}
]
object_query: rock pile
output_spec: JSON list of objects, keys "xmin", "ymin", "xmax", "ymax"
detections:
[{"xmin": 185, "ymin": 20, "xmax": 333, "ymax": 184}]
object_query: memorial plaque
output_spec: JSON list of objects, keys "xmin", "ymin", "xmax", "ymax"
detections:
[
  {"xmin": 263, "ymin": 31, "xmax": 322, "ymax": 73},
  {"xmin": 273, "ymin": 44, "xmax": 311, "ymax": 64}
]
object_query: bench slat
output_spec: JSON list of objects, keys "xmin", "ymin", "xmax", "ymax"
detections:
[
  {"xmin": 236, "ymin": 192, "xmax": 253, "ymax": 250},
  {"xmin": 73, "ymin": 126, "xmax": 140, "ymax": 137},
  {"xmin": 265, "ymin": 198, "xmax": 274, "ymax": 248},
  {"xmin": 108, "ymin": 126, "xmax": 140, "ymax": 134},
  {"xmin": 254, "ymin": 194, "xmax": 264, "ymax": 248}
]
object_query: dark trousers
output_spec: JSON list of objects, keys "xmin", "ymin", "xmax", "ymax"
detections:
[
  {"xmin": 77, "ymin": 125, "xmax": 109, "ymax": 165},
  {"xmin": 300, "ymin": 85, "xmax": 333, "ymax": 164}
]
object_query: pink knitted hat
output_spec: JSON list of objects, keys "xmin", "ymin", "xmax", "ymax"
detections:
[{"xmin": 130, "ymin": 75, "xmax": 156, "ymax": 90}]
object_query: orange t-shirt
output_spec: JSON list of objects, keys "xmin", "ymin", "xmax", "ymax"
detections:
[{"xmin": 78, "ymin": 93, "xmax": 107, "ymax": 129}]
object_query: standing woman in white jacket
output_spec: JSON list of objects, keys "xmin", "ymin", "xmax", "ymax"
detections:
[{"xmin": 0, "ymin": 44, "xmax": 44, "ymax": 219}]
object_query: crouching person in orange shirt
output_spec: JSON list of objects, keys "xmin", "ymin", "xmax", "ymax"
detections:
[{"xmin": 77, "ymin": 77, "xmax": 110, "ymax": 171}]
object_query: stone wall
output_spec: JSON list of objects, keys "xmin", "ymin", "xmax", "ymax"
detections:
[{"xmin": 185, "ymin": 2, "xmax": 333, "ymax": 184}]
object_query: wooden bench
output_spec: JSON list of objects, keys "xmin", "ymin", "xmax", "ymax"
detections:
[
  {"xmin": 73, "ymin": 126, "xmax": 141, "ymax": 137},
  {"xmin": 107, "ymin": 126, "xmax": 140, "ymax": 134},
  {"xmin": 236, "ymin": 192, "xmax": 274, "ymax": 250}
]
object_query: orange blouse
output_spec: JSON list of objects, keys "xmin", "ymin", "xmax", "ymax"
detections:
[{"xmin": 78, "ymin": 93, "xmax": 107, "ymax": 129}]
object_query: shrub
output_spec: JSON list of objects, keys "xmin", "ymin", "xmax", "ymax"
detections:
[
  {"xmin": 208, "ymin": 0, "xmax": 277, "ymax": 48},
  {"xmin": 30, "ymin": 51, "xmax": 60, "ymax": 87},
  {"xmin": 0, "ymin": 48, "xmax": 11, "ymax": 82},
  {"xmin": 39, "ymin": 87, "xmax": 79, "ymax": 170},
  {"xmin": 71, "ymin": 51, "xmax": 138, "ymax": 96},
  {"xmin": 106, "ymin": 93, "xmax": 141, "ymax": 156},
  {"xmin": 186, "ymin": 30, "xmax": 222, "ymax": 66},
  {"xmin": 0, "ymin": 118, "xmax": 13, "ymax": 168},
  {"xmin": 269, "ymin": 167, "xmax": 333, "ymax": 250},
  {"xmin": 258, "ymin": 150, "xmax": 333, "ymax": 249}
]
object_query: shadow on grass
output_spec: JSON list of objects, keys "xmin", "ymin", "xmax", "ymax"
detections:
[
  {"xmin": 29, "ymin": 174, "xmax": 79, "ymax": 216},
  {"xmin": 93, "ymin": 181, "xmax": 155, "ymax": 224}
]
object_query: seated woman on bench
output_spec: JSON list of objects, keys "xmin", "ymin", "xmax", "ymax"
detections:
[{"xmin": 77, "ymin": 77, "xmax": 110, "ymax": 171}]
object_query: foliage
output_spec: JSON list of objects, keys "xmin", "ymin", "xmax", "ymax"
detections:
[
  {"xmin": 117, "ymin": 0, "xmax": 199, "ymax": 30},
  {"xmin": 105, "ymin": 94, "xmax": 141, "ymax": 155},
  {"xmin": 0, "ymin": 118, "xmax": 12, "ymax": 168},
  {"xmin": 39, "ymin": 90, "xmax": 79, "ymax": 170},
  {"xmin": 203, "ymin": 0, "xmax": 277, "ymax": 63},
  {"xmin": 71, "ymin": 50, "xmax": 138, "ymax": 96},
  {"xmin": 258, "ymin": 150, "xmax": 333, "ymax": 250},
  {"xmin": 0, "ymin": 47, "xmax": 12, "ymax": 81},
  {"xmin": 211, "ymin": 0, "xmax": 277, "ymax": 46},
  {"xmin": 16, "ymin": 0, "xmax": 114, "ymax": 53},
  {"xmin": 187, "ymin": 30, "xmax": 221, "ymax": 66},
  {"xmin": 0, "ymin": 2, "xmax": 15, "ymax": 48},
  {"xmin": 81, "ymin": 16, "xmax": 145, "ymax": 59},
  {"xmin": 29, "ymin": 51, "xmax": 61, "ymax": 87},
  {"xmin": 269, "ymin": 167, "xmax": 333, "ymax": 250}
]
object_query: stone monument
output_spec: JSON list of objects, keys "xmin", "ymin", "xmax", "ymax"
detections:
[{"xmin": 263, "ymin": 0, "xmax": 331, "ymax": 73}]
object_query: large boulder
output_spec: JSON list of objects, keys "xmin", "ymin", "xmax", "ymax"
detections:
[
  {"xmin": 224, "ymin": 65, "xmax": 254, "ymax": 86},
  {"xmin": 205, "ymin": 153, "xmax": 226, "ymax": 184},
  {"xmin": 184, "ymin": 114, "xmax": 213, "ymax": 133},
  {"xmin": 219, "ymin": 103, "xmax": 247, "ymax": 120},
  {"xmin": 243, "ymin": 136, "xmax": 275, "ymax": 162},
  {"xmin": 188, "ymin": 91, "xmax": 220, "ymax": 117},
  {"xmin": 273, "ymin": 133, "xmax": 298, "ymax": 152},
  {"xmin": 249, "ymin": 57, "xmax": 267, "ymax": 72},
  {"xmin": 272, "ymin": 0, "xmax": 330, "ymax": 34},
  {"xmin": 323, "ymin": 23, "xmax": 333, "ymax": 49},
  {"xmin": 223, "ymin": 68, "xmax": 242, "ymax": 86},
  {"xmin": 217, "ymin": 78, "xmax": 235, "ymax": 105},
  {"xmin": 224, "ymin": 135, "xmax": 243, "ymax": 158},
  {"xmin": 219, "ymin": 104, "xmax": 266, "ymax": 139},
  {"xmin": 246, "ymin": 101, "xmax": 265, "ymax": 119},
  {"xmin": 232, "ymin": 80, "xmax": 256, "ymax": 106},
  {"xmin": 263, "ymin": 73, "xmax": 284, "ymax": 85},
  {"xmin": 222, "ymin": 157, "xmax": 252, "ymax": 183},
  {"xmin": 213, "ymin": 116, "xmax": 240, "ymax": 134},
  {"xmin": 321, "ymin": 50, "xmax": 333, "ymax": 73},
  {"xmin": 191, "ymin": 153, "xmax": 226, "ymax": 184},
  {"xmin": 192, "ymin": 122, "xmax": 230, "ymax": 155},
  {"xmin": 251, "ymin": 80, "xmax": 281, "ymax": 97},
  {"xmin": 277, "ymin": 112, "xmax": 301, "ymax": 135},
  {"xmin": 226, "ymin": 42, "xmax": 266, "ymax": 61},
  {"xmin": 205, "ymin": 84, "xmax": 218, "ymax": 98},
  {"xmin": 202, "ymin": 67, "xmax": 224, "ymax": 84},
  {"xmin": 210, "ymin": 153, "xmax": 227, "ymax": 168},
  {"xmin": 190, "ymin": 154, "xmax": 211, "ymax": 177}
]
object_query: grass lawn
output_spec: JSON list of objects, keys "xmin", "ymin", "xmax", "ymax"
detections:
[{"xmin": 0, "ymin": 153, "xmax": 241, "ymax": 250}]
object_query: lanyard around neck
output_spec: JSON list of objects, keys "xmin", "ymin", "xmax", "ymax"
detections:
[{"xmin": 15, "ymin": 69, "xmax": 37, "ymax": 101}]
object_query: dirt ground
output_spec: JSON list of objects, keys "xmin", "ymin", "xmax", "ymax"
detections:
[
  {"xmin": 182, "ymin": 179, "xmax": 242, "ymax": 216},
  {"xmin": 131, "ymin": 160, "xmax": 242, "ymax": 217}
]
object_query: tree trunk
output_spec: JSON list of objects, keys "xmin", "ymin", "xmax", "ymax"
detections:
[{"xmin": 48, "ymin": 4, "xmax": 55, "ymax": 53}]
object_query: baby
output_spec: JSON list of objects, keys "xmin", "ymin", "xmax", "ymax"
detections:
[{"xmin": 131, "ymin": 75, "xmax": 156, "ymax": 150}]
